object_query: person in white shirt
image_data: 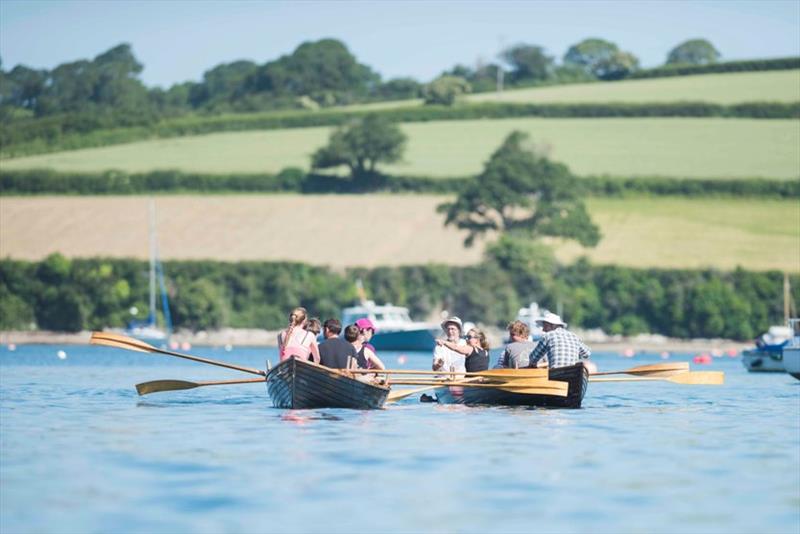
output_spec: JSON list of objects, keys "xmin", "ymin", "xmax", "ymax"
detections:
[{"xmin": 432, "ymin": 316, "xmax": 467, "ymax": 376}]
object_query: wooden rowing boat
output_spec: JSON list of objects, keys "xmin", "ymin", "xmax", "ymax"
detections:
[
  {"xmin": 431, "ymin": 363, "xmax": 589, "ymax": 408},
  {"xmin": 266, "ymin": 356, "xmax": 390, "ymax": 409}
]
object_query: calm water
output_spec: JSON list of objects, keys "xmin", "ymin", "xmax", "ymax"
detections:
[{"xmin": 1, "ymin": 344, "xmax": 798, "ymax": 534}]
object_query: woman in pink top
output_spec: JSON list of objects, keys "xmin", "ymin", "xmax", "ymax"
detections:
[{"xmin": 278, "ymin": 307, "xmax": 320, "ymax": 363}]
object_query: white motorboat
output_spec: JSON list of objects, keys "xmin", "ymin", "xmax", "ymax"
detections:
[
  {"xmin": 340, "ymin": 301, "xmax": 438, "ymax": 351},
  {"xmin": 781, "ymin": 318, "xmax": 800, "ymax": 380}
]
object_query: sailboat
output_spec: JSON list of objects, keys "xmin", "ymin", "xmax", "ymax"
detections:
[{"xmin": 124, "ymin": 200, "xmax": 172, "ymax": 346}]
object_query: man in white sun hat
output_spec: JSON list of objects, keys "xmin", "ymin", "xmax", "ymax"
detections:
[
  {"xmin": 432, "ymin": 316, "xmax": 467, "ymax": 376},
  {"xmin": 528, "ymin": 312, "xmax": 591, "ymax": 369}
]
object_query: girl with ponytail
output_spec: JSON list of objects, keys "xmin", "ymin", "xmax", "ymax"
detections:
[{"xmin": 278, "ymin": 307, "xmax": 320, "ymax": 363}]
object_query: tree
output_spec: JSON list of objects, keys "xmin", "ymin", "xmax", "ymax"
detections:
[
  {"xmin": 247, "ymin": 39, "xmax": 380, "ymax": 105},
  {"xmin": 593, "ymin": 51, "xmax": 640, "ymax": 80},
  {"xmin": 171, "ymin": 279, "xmax": 225, "ymax": 330},
  {"xmin": 311, "ymin": 115, "xmax": 406, "ymax": 180},
  {"xmin": 564, "ymin": 38, "xmax": 639, "ymax": 79},
  {"xmin": 501, "ymin": 44, "xmax": 554, "ymax": 83},
  {"xmin": 422, "ymin": 75, "xmax": 470, "ymax": 106},
  {"xmin": 667, "ymin": 39, "xmax": 721, "ymax": 65},
  {"xmin": 438, "ymin": 131, "xmax": 601, "ymax": 247}
]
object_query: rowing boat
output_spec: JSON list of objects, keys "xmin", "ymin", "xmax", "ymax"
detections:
[
  {"xmin": 431, "ymin": 363, "xmax": 589, "ymax": 408},
  {"xmin": 266, "ymin": 356, "xmax": 390, "ymax": 409}
]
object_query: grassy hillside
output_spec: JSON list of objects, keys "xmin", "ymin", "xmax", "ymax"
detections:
[
  {"xmin": 4, "ymin": 118, "xmax": 798, "ymax": 179},
  {"xmin": 347, "ymin": 70, "xmax": 800, "ymax": 111},
  {"xmin": 466, "ymin": 69, "xmax": 800, "ymax": 105},
  {"xmin": 1, "ymin": 195, "xmax": 796, "ymax": 272}
]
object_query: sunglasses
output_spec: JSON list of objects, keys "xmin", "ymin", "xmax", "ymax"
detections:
[{"xmin": 465, "ymin": 335, "xmax": 479, "ymax": 339}]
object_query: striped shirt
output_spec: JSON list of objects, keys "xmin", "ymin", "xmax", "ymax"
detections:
[{"xmin": 529, "ymin": 328, "xmax": 591, "ymax": 369}]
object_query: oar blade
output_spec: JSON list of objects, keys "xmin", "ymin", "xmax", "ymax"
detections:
[
  {"xmin": 668, "ymin": 371, "xmax": 725, "ymax": 385},
  {"xmin": 91, "ymin": 332, "xmax": 155, "ymax": 354},
  {"xmin": 386, "ymin": 386, "xmax": 436, "ymax": 402},
  {"xmin": 136, "ymin": 380, "xmax": 200, "ymax": 396},
  {"xmin": 591, "ymin": 362, "xmax": 690, "ymax": 376},
  {"xmin": 624, "ymin": 362, "xmax": 690, "ymax": 375}
]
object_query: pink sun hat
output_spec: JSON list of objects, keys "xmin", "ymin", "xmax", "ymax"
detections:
[{"xmin": 355, "ymin": 318, "xmax": 377, "ymax": 333}]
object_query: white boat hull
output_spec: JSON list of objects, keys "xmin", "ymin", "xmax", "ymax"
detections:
[
  {"xmin": 741, "ymin": 349, "xmax": 785, "ymax": 373},
  {"xmin": 782, "ymin": 347, "xmax": 800, "ymax": 380}
]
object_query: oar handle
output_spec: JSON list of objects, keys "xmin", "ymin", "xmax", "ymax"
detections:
[
  {"xmin": 151, "ymin": 346, "xmax": 266, "ymax": 376},
  {"xmin": 91, "ymin": 332, "xmax": 266, "ymax": 376}
]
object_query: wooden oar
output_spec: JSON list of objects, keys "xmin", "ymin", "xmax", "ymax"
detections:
[
  {"xmin": 136, "ymin": 377, "xmax": 266, "ymax": 396},
  {"xmin": 590, "ymin": 371, "xmax": 724, "ymax": 385},
  {"xmin": 386, "ymin": 379, "xmax": 568, "ymax": 402},
  {"xmin": 591, "ymin": 362, "xmax": 690, "ymax": 376},
  {"xmin": 90, "ymin": 332, "xmax": 266, "ymax": 376},
  {"xmin": 350, "ymin": 368, "xmax": 548, "ymax": 379},
  {"xmin": 388, "ymin": 378, "xmax": 569, "ymax": 395},
  {"xmin": 387, "ymin": 386, "xmax": 438, "ymax": 403}
]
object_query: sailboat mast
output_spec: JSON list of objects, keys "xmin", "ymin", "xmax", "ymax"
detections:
[{"xmin": 149, "ymin": 199, "xmax": 157, "ymax": 327}]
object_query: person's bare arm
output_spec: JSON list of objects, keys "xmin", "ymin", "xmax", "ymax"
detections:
[
  {"xmin": 364, "ymin": 347, "xmax": 385, "ymax": 370},
  {"xmin": 437, "ymin": 339, "xmax": 473, "ymax": 356}
]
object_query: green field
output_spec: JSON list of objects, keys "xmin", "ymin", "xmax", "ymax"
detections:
[
  {"xmin": 4, "ymin": 118, "xmax": 799, "ymax": 179},
  {"xmin": 346, "ymin": 69, "xmax": 800, "ymax": 111},
  {"xmin": 556, "ymin": 197, "xmax": 800, "ymax": 271}
]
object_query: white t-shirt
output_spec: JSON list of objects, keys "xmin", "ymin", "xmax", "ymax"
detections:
[{"xmin": 432, "ymin": 338, "xmax": 467, "ymax": 374}]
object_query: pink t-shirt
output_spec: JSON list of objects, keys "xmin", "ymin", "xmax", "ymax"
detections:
[{"xmin": 279, "ymin": 328, "xmax": 313, "ymax": 362}]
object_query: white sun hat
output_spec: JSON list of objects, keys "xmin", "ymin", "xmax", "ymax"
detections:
[{"xmin": 540, "ymin": 312, "xmax": 567, "ymax": 327}]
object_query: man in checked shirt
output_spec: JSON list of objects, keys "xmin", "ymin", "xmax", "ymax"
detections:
[{"xmin": 528, "ymin": 312, "xmax": 592, "ymax": 369}]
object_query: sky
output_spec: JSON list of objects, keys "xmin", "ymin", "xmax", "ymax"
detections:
[{"xmin": 1, "ymin": 0, "xmax": 799, "ymax": 88}]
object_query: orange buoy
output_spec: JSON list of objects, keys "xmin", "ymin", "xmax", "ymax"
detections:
[{"xmin": 693, "ymin": 353, "xmax": 712, "ymax": 365}]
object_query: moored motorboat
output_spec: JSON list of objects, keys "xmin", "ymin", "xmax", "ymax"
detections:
[
  {"xmin": 741, "ymin": 348, "xmax": 786, "ymax": 373},
  {"xmin": 432, "ymin": 363, "xmax": 588, "ymax": 408},
  {"xmin": 340, "ymin": 300, "xmax": 439, "ymax": 351},
  {"xmin": 781, "ymin": 318, "xmax": 800, "ymax": 380},
  {"xmin": 266, "ymin": 357, "xmax": 390, "ymax": 409}
]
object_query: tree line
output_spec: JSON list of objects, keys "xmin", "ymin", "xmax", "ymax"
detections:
[
  {"xmin": 2, "ymin": 38, "xmax": 797, "ymax": 133},
  {"xmin": 1, "ymin": 254, "xmax": 795, "ymax": 341}
]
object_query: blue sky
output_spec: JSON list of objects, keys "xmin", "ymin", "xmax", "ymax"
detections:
[{"xmin": 1, "ymin": 0, "xmax": 798, "ymax": 88}]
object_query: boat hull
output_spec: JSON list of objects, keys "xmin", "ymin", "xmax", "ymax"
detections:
[
  {"xmin": 433, "ymin": 363, "xmax": 589, "ymax": 409},
  {"xmin": 266, "ymin": 357, "xmax": 389, "ymax": 409},
  {"xmin": 782, "ymin": 347, "xmax": 800, "ymax": 380},
  {"xmin": 370, "ymin": 328, "xmax": 437, "ymax": 351},
  {"xmin": 741, "ymin": 349, "xmax": 785, "ymax": 373}
]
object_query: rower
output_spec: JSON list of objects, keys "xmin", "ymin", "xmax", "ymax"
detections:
[{"xmin": 528, "ymin": 312, "xmax": 591, "ymax": 369}]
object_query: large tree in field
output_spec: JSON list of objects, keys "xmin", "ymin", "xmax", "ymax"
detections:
[
  {"xmin": 311, "ymin": 115, "xmax": 407, "ymax": 180},
  {"xmin": 438, "ymin": 131, "xmax": 601, "ymax": 248},
  {"xmin": 666, "ymin": 39, "xmax": 721, "ymax": 66}
]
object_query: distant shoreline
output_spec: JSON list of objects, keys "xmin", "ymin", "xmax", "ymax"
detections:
[{"xmin": 0, "ymin": 329, "xmax": 751, "ymax": 354}]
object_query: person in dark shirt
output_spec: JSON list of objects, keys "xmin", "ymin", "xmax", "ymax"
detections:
[{"xmin": 318, "ymin": 318, "xmax": 358, "ymax": 369}]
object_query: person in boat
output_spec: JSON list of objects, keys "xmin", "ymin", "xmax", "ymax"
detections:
[
  {"xmin": 435, "ymin": 327, "xmax": 490, "ymax": 372},
  {"xmin": 494, "ymin": 320, "xmax": 536, "ymax": 369},
  {"xmin": 527, "ymin": 312, "xmax": 591, "ymax": 369},
  {"xmin": 306, "ymin": 317, "xmax": 322, "ymax": 337},
  {"xmin": 352, "ymin": 318, "xmax": 386, "ymax": 370},
  {"xmin": 277, "ymin": 307, "xmax": 320, "ymax": 364},
  {"xmin": 433, "ymin": 316, "xmax": 466, "ymax": 375},
  {"xmin": 318, "ymin": 318, "xmax": 358, "ymax": 369}
]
